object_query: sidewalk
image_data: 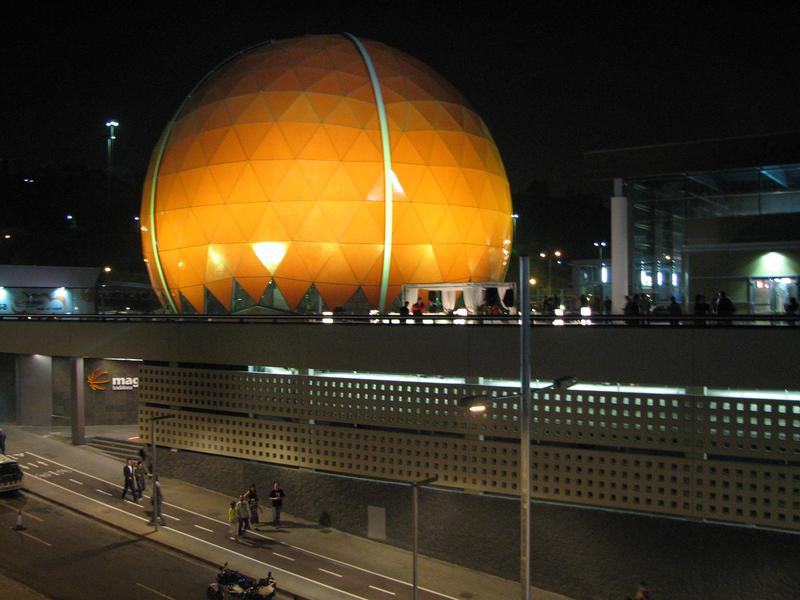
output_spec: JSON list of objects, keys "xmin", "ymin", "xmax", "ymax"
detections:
[{"xmin": 4, "ymin": 423, "xmax": 573, "ymax": 600}]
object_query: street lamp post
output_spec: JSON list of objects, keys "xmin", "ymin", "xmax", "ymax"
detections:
[
  {"xmin": 149, "ymin": 414, "xmax": 175, "ymax": 530},
  {"xmin": 411, "ymin": 475, "xmax": 438, "ymax": 600},
  {"xmin": 539, "ymin": 250, "xmax": 562, "ymax": 299}
]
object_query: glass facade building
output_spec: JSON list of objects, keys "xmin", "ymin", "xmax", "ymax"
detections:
[{"xmin": 627, "ymin": 164, "xmax": 800, "ymax": 309}]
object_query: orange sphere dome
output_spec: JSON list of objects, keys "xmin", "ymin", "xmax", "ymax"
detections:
[{"xmin": 141, "ymin": 34, "xmax": 513, "ymax": 313}]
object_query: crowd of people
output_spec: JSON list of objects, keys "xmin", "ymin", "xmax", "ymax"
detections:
[{"xmin": 227, "ymin": 482, "xmax": 286, "ymax": 540}]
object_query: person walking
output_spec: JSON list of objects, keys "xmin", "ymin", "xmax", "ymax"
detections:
[
  {"xmin": 150, "ymin": 476, "xmax": 165, "ymax": 525},
  {"xmin": 668, "ymin": 296, "xmax": 682, "ymax": 326},
  {"xmin": 227, "ymin": 501, "xmax": 237, "ymax": 540},
  {"xmin": 269, "ymin": 482, "xmax": 286, "ymax": 528},
  {"xmin": 235, "ymin": 494, "xmax": 250, "ymax": 537},
  {"xmin": 0, "ymin": 428, "xmax": 6, "ymax": 454},
  {"xmin": 246, "ymin": 483, "xmax": 261, "ymax": 529},
  {"xmin": 134, "ymin": 460, "xmax": 147, "ymax": 501},
  {"xmin": 121, "ymin": 459, "xmax": 137, "ymax": 501}
]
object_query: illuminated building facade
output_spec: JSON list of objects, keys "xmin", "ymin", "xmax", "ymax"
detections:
[
  {"xmin": 587, "ymin": 131, "xmax": 800, "ymax": 312},
  {"xmin": 141, "ymin": 35, "xmax": 513, "ymax": 314}
]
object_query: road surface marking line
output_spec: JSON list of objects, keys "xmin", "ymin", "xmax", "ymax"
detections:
[
  {"xmin": 162, "ymin": 513, "xmax": 180, "ymax": 521},
  {"xmin": 23, "ymin": 453, "xmax": 455, "ymax": 600},
  {"xmin": 319, "ymin": 568, "xmax": 343, "ymax": 578},
  {"xmin": 158, "ymin": 526, "xmax": 367, "ymax": 600},
  {"xmin": 28, "ymin": 463, "xmax": 39, "ymax": 469},
  {"xmin": 20, "ymin": 531, "xmax": 52, "ymax": 547},
  {"xmin": 193, "ymin": 524, "xmax": 214, "ymax": 533},
  {"xmin": 19, "ymin": 464, "xmax": 29, "ymax": 470},
  {"xmin": 69, "ymin": 479, "xmax": 83, "ymax": 485},
  {"xmin": 48, "ymin": 471, "xmax": 60, "ymax": 476},
  {"xmin": 0, "ymin": 501, "xmax": 44, "ymax": 522},
  {"xmin": 272, "ymin": 551, "xmax": 295, "ymax": 561},
  {"xmin": 135, "ymin": 582, "xmax": 175, "ymax": 600},
  {"xmin": 96, "ymin": 489, "xmax": 113, "ymax": 497},
  {"xmin": 37, "ymin": 461, "xmax": 49, "ymax": 466},
  {"xmin": 24, "ymin": 476, "xmax": 150, "ymax": 524},
  {"xmin": 13, "ymin": 453, "xmax": 25, "ymax": 458},
  {"xmin": 369, "ymin": 585, "xmax": 396, "ymax": 596}
]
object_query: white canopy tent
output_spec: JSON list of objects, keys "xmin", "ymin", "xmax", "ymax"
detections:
[{"xmin": 401, "ymin": 282, "xmax": 517, "ymax": 314}]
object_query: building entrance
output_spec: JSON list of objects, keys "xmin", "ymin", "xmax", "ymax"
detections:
[{"xmin": 749, "ymin": 277, "xmax": 798, "ymax": 314}]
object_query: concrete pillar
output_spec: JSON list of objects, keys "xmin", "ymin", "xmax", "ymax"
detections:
[
  {"xmin": 611, "ymin": 177, "xmax": 629, "ymax": 314},
  {"xmin": 15, "ymin": 355, "xmax": 53, "ymax": 426},
  {"xmin": 71, "ymin": 357, "xmax": 85, "ymax": 445}
]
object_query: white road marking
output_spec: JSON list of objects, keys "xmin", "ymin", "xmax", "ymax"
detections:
[
  {"xmin": 19, "ymin": 464, "xmax": 29, "ymax": 470},
  {"xmin": 48, "ymin": 471, "xmax": 59, "ymax": 477},
  {"xmin": 161, "ymin": 513, "xmax": 180, "ymax": 521},
  {"xmin": 369, "ymin": 585, "xmax": 396, "ymax": 596},
  {"xmin": 36, "ymin": 461, "xmax": 49, "ymax": 466},
  {"xmin": 24, "ymin": 452, "xmax": 458, "ymax": 600},
  {"xmin": 96, "ymin": 489, "xmax": 112, "ymax": 497},
  {"xmin": 272, "ymin": 551, "xmax": 295, "ymax": 561},
  {"xmin": 19, "ymin": 531, "xmax": 52, "ymax": 547},
  {"xmin": 319, "ymin": 567, "xmax": 343, "ymax": 578},
  {"xmin": 0, "ymin": 501, "xmax": 43, "ymax": 522},
  {"xmin": 27, "ymin": 463, "xmax": 39, "ymax": 469},
  {"xmin": 12, "ymin": 453, "xmax": 25, "ymax": 458},
  {"xmin": 69, "ymin": 479, "xmax": 83, "ymax": 485},
  {"xmin": 193, "ymin": 524, "xmax": 214, "ymax": 533},
  {"xmin": 135, "ymin": 582, "xmax": 175, "ymax": 600}
]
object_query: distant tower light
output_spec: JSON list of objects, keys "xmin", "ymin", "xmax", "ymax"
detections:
[{"xmin": 104, "ymin": 266, "xmax": 112, "ymax": 273}]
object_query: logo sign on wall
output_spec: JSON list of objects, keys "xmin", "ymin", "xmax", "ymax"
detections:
[{"xmin": 87, "ymin": 368, "xmax": 139, "ymax": 391}]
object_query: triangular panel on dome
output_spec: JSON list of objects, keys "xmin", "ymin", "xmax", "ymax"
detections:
[
  {"xmin": 269, "ymin": 69, "xmax": 303, "ymax": 93},
  {"xmin": 461, "ymin": 135, "xmax": 487, "ymax": 170},
  {"xmin": 227, "ymin": 74, "xmax": 260, "ymax": 98},
  {"xmin": 317, "ymin": 164, "xmax": 362, "ymax": 203},
  {"xmin": 361, "ymin": 284, "xmax": 380, "ymax": 307},
  {"xmin": 412, "ymin": 202, "xmax": 447, "ymax": 241},
  {"xmin": 235, "ymin": 276, "xmax": 271, "ymax": 306},
  {"xmin": 281, "ymin": 94, "xmax": 321, "ymax": 123},
  {"xmin": 342, "ymin": 163, "xmax": 383, "ymax": 201},
  {"xmin": 158, "ymin": 173, "xmax": 190, "ymax": 212},
  {"xmin": 226, "ymin": 203, "xmax": 267, "ymax": 241},
  {"xmin": 231, "ymin": 94, "xmax": 272, "ymax": 125},
  {"xmin": 434, "ymin": 103, "xmax": 462, "ymax": 131},
  {"xmin": 333, "ymin": 70, "xmax": 369, "ymax": 96},
  {"xmin": 293, "ymin": 66, "xmax": 331, "ymax": 90},
  {"xmin": 414, "ymin": 167, "xmax": 448, "ymax": 205},
  {"xmin": 339, "ymin": 203, "xmax": 383, "ymax": 244},
  {"xmin": 197, "ymin": 128, "xmax": 229, "ymax": 164},
  {"xmin": 450, "ymin": 205, "xmax": 477, "ymax": 241},
  {"xmin": 249, "ymin": 204, "xmax": 291, "ymax": 245},
  {"xmin": 322, "ymin": 124, "xmax": 360, "ymax": 159},
  {"xmin": 205, "ymin": 278, "xmax": 234, "ymax": 311},
  {"xmin": 404, "ymin": 130, "xmax": 436, "ymax": 164},
  {"xmin": 272, "ymin": 200, "xmax": 315, "ymax": 237},
  {"xmin": 272, "ymin": 245, "xmax": 313, "ymax": 281},
  {"xmin": 293, "ymin": 241, "xmax": 338, "ymax": 280},
  {"xmin": 342, "ymin": 130, "xmax": 382, "ymax": 162},
  {"xmin": 431, "ymin": 207, "xmax": 461, "ymax": 243},
  {"xmin": 226, "ymin": 162, "xmax": 265, "ymax": 205},
  {"xmin": 178, "ymin": 138, "xmax": 208, "ymax": 171},
  {"xmin": 315, "ymin": 281, "xmax": 358, "ymax": 310},
  {"xmin": 272, "ymin": 277, "xmax": 310, "ymax": 311},
  {"xmin": 432, "ymin": 244, "xmax": 465, "ymax": 282},
  {"xmin": 263, "ymin": 90, "xmax": 300, "ymax": 120},
  {"xmin": 316, "ymin": 246, "xmax": 357, "ymax": 285},
  {"xmin": 251, "ymin": 159, "xmax": 293, "ymax": 198},
  {"xmin": 391, "ymin": 132, "xmax": 427, "ymax": 166},
  {"xmin": 392, "ymin": 202, "xmax": 428, "ymax": 245},
  {"xmin": 391, "ymin": 163, "xmax": 427, "ymax": 200},
  {"xmin": 348, "ymin": 81, "xmax": 376, "ymax": 104},
  {"xmin": 340, "ymin": 243, "xmax": 384, "ymax": 283},
  {"xmin": 305, "ymin": 92, "xmax": 342, "ymax": 122},
  {"xmin": 232, "ymin": 123, "xmax": 271, "ymax": 159},
  {"xmin": 391, "ymin": 245, "xmax": 425, "ymax": 282},
  {"xmin": 323, "ymin": 99, "xmax": 363, "ymax": 129},
  {"xmin": 191, "ymin": 204, "xmax": 226, "ymax": 241},
  {"xmin": 208, "ymin": 129, "xmax": 247, "ymax": 165},
  {"xmin": 307, "ymin": 71, "xmax": 344, "ymax": 96},
  {"xmin": 208, "ymin": 162, "xmax": 246, "ymax": 203},
  {"xmin": 466, "ymin": 245, "xmax": 490, "ymax": 277},
  {"xmin": 173, "ymin": 208, "xmax": 209, "ymax": 248},
  {"xmin": 449, "ymin": 170, "xmax": 479, "ymax": 208},
  {"xmin": 276, "ymin": 122, "xmax": 320, "ymax": 157},
  {"xmin": 211, "ymin": 209, "xmax": 247, "ymax": 244},
  {"xmin": 384, "ymin": 102, "xmax": 409, "ymax": 131},
  {"xmin": 179, "ymin": 285, "xmax": 205, "ymax": 314},
  {"xmin": 239, "ymin": 244, "xmax": 272, "ymax": 277},
  {"xmin": 294, "ymin": 204, "xmax": 338, "ymax": 243},
  {"xmin": 409, "ymin": 245, "xmax": 443, "ymax": 282},
  {"xmin": 177, "ymin": 245, "xmax": 208, "ymax": 289},
  {"xmin": 428, "ymin": 134, "xmax": 461, "ymax": 167},
  {"xmin": 345, "ymin": 100, "xmax": 379, "ymax": 130},
  {"xmin": 428, "ymin": 166, "xmax": 460, "ymax": 200},
  {"xmin": 297, "ymin": 127, "xmax": 339, "ymax": 161}
]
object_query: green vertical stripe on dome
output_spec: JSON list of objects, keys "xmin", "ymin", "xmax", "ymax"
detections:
[
  {"xmin": 344, "ymin": 33, "xmax": 394, "ymax": 312},
  {"xmin": 148, "ymin": 128, "xmax": 178, "ymax": 314}
]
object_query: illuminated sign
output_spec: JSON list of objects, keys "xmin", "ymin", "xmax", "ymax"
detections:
[{"xmin": 87, "ymin": 368, "xmax": 138, "ymax": 391}]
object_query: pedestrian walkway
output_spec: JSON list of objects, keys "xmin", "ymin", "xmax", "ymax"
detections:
[{"xmin": 3, "ymin": 424, "xmax": 573, "ymax": 600}]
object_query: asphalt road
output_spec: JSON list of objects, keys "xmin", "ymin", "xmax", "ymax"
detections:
[
  {"xmin": 13, "ymin": 451, "xmax": 456, "ymax": 600},
  {"xmin": 0, "ymin": 491, "xmax": 238, "ymax": 599}
]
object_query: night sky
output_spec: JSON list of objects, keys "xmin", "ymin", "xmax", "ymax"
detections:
[{"xmin": 2, "ymin": 3, "xmax": 799, "ymax": 195}]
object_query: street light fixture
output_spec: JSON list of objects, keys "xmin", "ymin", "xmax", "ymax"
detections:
[
  {"xmin": 460, "ymin": 368, "xmax": 576, "ymax": 600},
  {"xmin": 149, "ymin": 414, "xmax": 175, "ymax": 530},
  {"xmin": 410, "ymin": 475, "xmax": 438, "ymax": 600},
  {"xmin": 539, "ymin": 250, "xmax": 563, "ymax": 298}
]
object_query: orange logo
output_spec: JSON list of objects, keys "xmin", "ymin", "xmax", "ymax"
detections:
[{"xmin": 87, "ymin": 368, "xmax": 111, "ymax": 391}]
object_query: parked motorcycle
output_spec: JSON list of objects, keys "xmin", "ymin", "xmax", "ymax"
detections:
[{"xmin": 207, "ymin": 562, "xmax": 276, "ymax": 599}]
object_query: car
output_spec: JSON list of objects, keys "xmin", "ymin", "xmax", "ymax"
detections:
[{"xmin": 0, "ymin": 455, "xmax": 24, "ymax": 492}]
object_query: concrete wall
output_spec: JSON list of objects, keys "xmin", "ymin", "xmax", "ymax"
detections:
[
  {"xmin": 156, "ymin": 448, "xmax": 800, "ymax": 600},
  {"xmin": 15, "ymin": 354, "xmax": 52, "ymax": 426},
  {"xmin": 0, "ymin": 320, "xmax": 798, "ymax": 389},
  {"xmin": 0, "ymin": 354, "xmax": 16, "ymax": 422}
]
